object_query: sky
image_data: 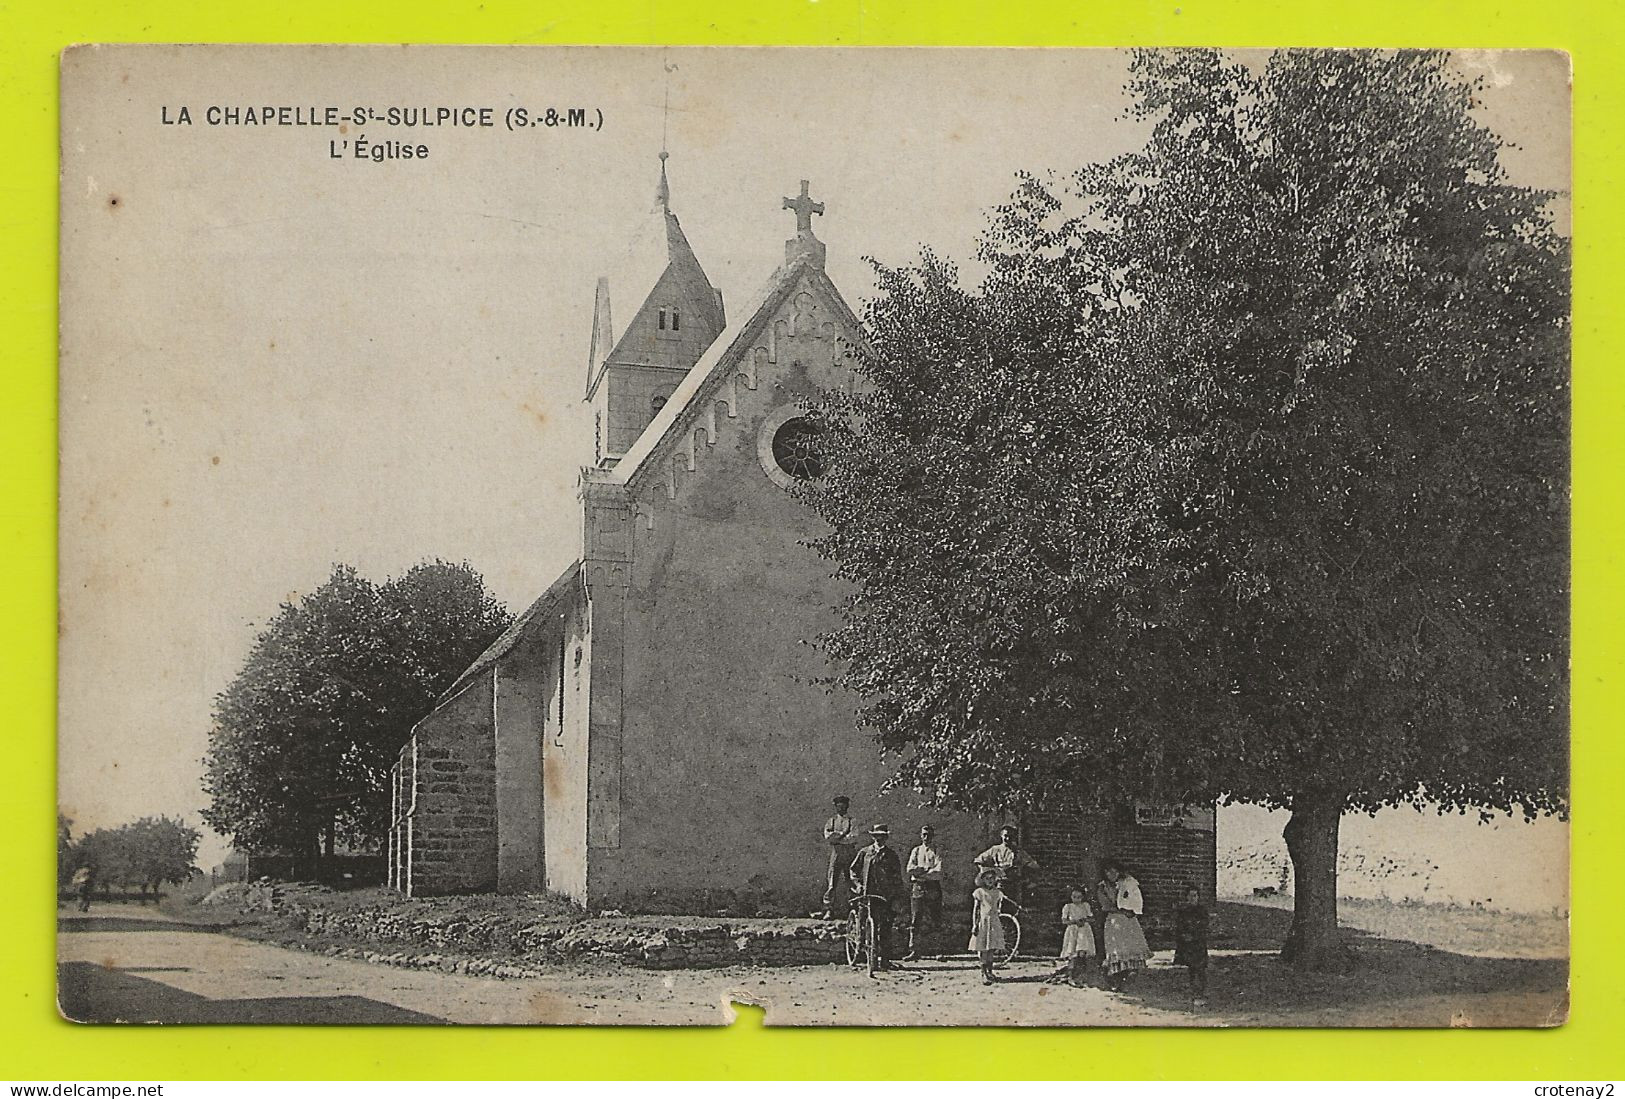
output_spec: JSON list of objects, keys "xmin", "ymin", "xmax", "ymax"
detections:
[{"xmin": 57, "ymin": 47, "xmax": 1571, "ymax": 904}]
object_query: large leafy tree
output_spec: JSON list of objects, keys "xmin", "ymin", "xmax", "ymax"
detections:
[
  {"xmin": 806, "ymin": 49, "xmax": 1568, "ymax": 968},
  {"xmin": 202, "ymin": 560, "xmax": 511, "ymax": 864}
]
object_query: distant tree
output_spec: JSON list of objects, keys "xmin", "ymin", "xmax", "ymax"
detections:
[
  {"xmin": 57, "ymin": 812, "xmax": 75, "ymax": 888},
  {"xmin": 121, "ymin": 817, "xmax": 202, "ymax": 895},
  {"xmin": 806, "ymin": 49, "xmax": 1568, "ymax": 969},
  {"xmin": 72, "ymin": 826, "xmax": 130, "ymax": 890},
  {"xmin": 202, "ymin": 560, "xmax": 511, "ymax": 866},
  {"xmin": 69, "ymin": 817, "xmax": 198, "ymax": 896}
]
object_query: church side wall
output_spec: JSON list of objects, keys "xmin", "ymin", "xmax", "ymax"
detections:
[
  {"xmin": 541, "ymin": 599, "xmax": 592, "ymax": 903},
  {"xmin": 493, "ymin": 633, "xmax": 547, "ymax": 893},
  {"xmin": 402, "ymin": 673, "xmax": 499, "ymax": 895},
  {"xmin": 583, "ymin": 280, "xmax": 994, "ymax": 914}
]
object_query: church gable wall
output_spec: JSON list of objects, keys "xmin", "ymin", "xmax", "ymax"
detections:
[
  {"xmin": 582, "ymin": 273, "xmax": 994, "ymax": 913},
  {"xmin": 398, "ymin": 672, "xmax": 499, "ymax": 896}
]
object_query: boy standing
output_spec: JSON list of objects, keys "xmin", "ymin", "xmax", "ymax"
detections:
[
  {"xmin": 903, "ymin": 824, "xmax": 943, "ymax": 960},
  {"xmin": 1173, "ymin": 885, "xmax": 1211, "ymax": 1005}
]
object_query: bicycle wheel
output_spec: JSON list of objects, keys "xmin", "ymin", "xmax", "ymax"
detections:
[
  {"xmin": 997, "ymin": 912, "xmax": 1021, "ymax": 967},
  {"xmin": 844, "ymin": 909, "xmax": 862, "ymax": 966},
  {"xmin": 865, "ymin": 909, "xmax": 879, "ymax": 977}
]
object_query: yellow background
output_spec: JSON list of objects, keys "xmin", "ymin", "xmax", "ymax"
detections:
[{"xmin": 4, "ymin": 0, "xmax": 1620, "ymax": 1080}]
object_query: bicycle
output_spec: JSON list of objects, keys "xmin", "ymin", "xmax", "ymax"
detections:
[{"xmin": 844, "ymin": 892, "xmax": 889, "ymax": 977}]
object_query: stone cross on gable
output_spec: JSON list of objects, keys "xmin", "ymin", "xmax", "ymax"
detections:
[{"xmin": 783, "ymin": 180, "xmax": 824, "ymax": 236}]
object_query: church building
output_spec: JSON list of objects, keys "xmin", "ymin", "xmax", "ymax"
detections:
[{"xmin": 387, "ymin": 161, "xmax": 1216, "ymax": 932}]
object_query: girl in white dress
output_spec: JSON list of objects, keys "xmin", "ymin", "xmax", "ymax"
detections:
[
  {"xmin": 968, "ymin": 868, "xmax": 1006, "ymax": 984},
  {"xmin": 1052, "ymin": 887, "xmax": 1096, "ymax": 986}
]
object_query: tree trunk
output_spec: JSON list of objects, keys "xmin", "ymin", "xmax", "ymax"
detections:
[
  {"xmin": 298, "ymin": 830, "xmax": 321, "ymax": 881},
  {"xmin": 1280, "ymin": 792, "xmax": 1346, "ymax": 971}
]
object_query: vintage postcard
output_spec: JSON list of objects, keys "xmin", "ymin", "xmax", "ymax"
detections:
[{"xmin": 58, "ymin": 45, "xmax": 1570, "ymax": 1026}]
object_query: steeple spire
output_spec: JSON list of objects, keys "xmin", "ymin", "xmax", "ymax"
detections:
[
  {"xmin": 584, "ymin": 141, "xmax": 726, "ymax": 463},
  {"xmin": 656, "ymin": 55, "xmax": 673, "ymax": 212}
]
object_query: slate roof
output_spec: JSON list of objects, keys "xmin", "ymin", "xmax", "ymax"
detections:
[{"xmin": 444, "ymin": 559, "xmax": 583, "ymax": 696}]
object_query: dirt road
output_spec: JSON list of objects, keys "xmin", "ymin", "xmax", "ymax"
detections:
[
  {"xmin": 58, "ymin": 902, "xmax": 1565, "ymax": 1027},
  {"xmin": 58, "ymin": 904, "xmax": 1184, "ymax": 1025}
]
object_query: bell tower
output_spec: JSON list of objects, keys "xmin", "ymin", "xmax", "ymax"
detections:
[{"xmin": 585, "ymin": 154, "xmax": 726, "ymax": 468}]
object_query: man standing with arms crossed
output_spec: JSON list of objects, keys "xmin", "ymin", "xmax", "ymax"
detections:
[
  {"xmin": 902, "ymin": 824, "xmax": 943, "ymax": 961},
  {"xmin": 820, "ymin": 795, "xmax": 856, "ymax": 919}
]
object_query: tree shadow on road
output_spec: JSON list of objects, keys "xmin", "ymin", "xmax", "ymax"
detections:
[
  {"xmin": 1209, "ymin": 900, "xmax": 1296, "ymax": 949},
  {"xmin": 57, "ymin": 962, "xmax": 447, "ymax": 1025},
  {"xmin": 1108, "ymin": 903, "xmax": 1568, "ymax": 1027},
  {"xmin": 59, "ymin": 916, "xmax": 218, "ymax": 934}
]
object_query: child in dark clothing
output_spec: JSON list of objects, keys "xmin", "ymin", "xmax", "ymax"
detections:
[{"xmin": 1173, "ymin": 886, "xmax": 1210, "ymax": 1005}]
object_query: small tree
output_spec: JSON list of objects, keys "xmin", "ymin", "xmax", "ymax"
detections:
[{"xmin": 807, "ymin": 49, "xmax": 1568, "ymax": 969}]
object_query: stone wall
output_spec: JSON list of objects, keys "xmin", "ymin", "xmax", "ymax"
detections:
[
  {"xmin": 596, "ymin": 361, "xmax": 694, "ymax": 458},
  {"xmin": 1024, "ymin": 804, "xmax": 1217, "ymax": 947},
  {"xmin": 1106, "ymin": 810, "xmax": 1217, "ymax": 944},
  {"xmin": 399, "ymin": 673, "xmax": 500, "ymax": 895}
]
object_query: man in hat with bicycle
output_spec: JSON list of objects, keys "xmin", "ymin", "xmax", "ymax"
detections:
[{"xmin": 847, "ymin": 823, "xmax": 906, "ymax": 969}]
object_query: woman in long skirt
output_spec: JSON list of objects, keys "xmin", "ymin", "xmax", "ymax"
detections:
[{"xmin": 1101, "ymin": 859, "xmax": 1151, "ymax": 990}]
